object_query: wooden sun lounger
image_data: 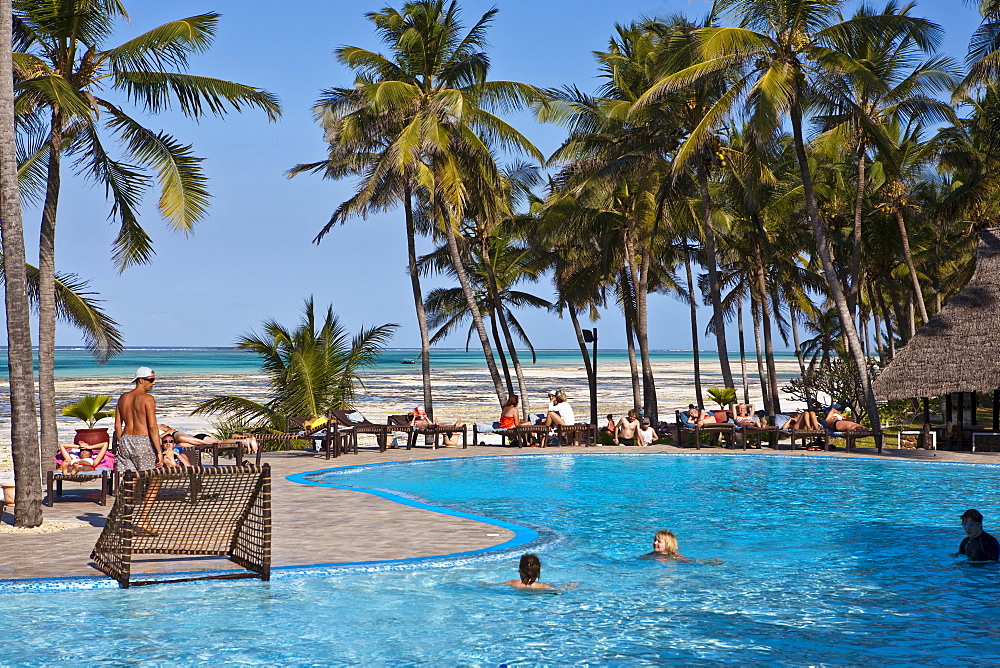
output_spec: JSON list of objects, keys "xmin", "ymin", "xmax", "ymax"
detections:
[
  {"xmin": 674, "ymin": 410, "xmax": 737, "ymax": 449},
  {"xmin": 329, "ymin": 409, "xmax": 389, "ymax": 453},
  {"xmin": 45, "ymin": 469, "xmax": 111, "ymax": 506}
]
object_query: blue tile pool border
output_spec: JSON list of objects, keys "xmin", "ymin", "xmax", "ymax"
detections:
[{"xmin": 3, "ymin": 452, "xmax": 997, "ymax": 592}]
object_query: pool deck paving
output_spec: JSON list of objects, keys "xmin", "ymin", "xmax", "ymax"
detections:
[{"xmin": 2, "ymin": 441, "xmax": 999, "ymax": 582}]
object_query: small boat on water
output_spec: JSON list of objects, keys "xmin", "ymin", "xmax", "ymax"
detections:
[{"xmin": 401, "ymin": 358, "xmax": 417, "ymax": 364}]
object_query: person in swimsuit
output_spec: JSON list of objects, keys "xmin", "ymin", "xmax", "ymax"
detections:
[
  {"xmin": 158, "ymin": 424, "xmax": 259, "ymax": 454},
  {"xmin": 616, "ymin": 409, "xmax": 642, "ymax": 446},
  {"xmin": 953, "ymin": 508, "xmax": 1000, "ymax": 562},
  {"xmin": 784, "ymin": 410, "xmax": 821, "ymax": 431},
  {"xmin": 734, "ymin": 404, "xmax": 764, "ymax": 427},
  {"xmin": 500, "ymin": 553, "xmax": 555, "ymax": 590},
  {"xmin": 115, "ymin": 366, "xmax": 161, "ymax": 471},
  {"xmin": 57, "ymin": 442, "xmax": 110, "ymax": 474},
  {"xmin": 824, "ymin": 406, "xmax": 867, "ymax": 431},
  {"xmin": 159, "ymin": 433, "xmax": 192, "ymax": 467},
  {"xmin": 408, "ymin": 406, "xmax": 463, "ymax": 446},
  {"xmin": 686, "ymin": 405, "xmax": 717, "ymax": 426},
  {"xmin": 603, "ymin": 414, "xmax": 615, "ymax": 434}
]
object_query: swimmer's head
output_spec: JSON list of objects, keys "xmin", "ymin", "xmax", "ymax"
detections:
[
  {"xmin": 961, "ymin": 509, "xmax": 984, "ymax": 537},
  {"xmin": 653, "ymin": 530, "xmax": 678, "ymax": 554},
  {"xmin": 519, "ymin": 553, "xmax": 542, "ymax": 585}
]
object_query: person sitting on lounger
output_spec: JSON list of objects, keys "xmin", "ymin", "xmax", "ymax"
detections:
[
  {"xmin": 824, "ymin": 406, "xmax": 867, "ymax": 431},
  {"xmin": 734, "ymin": 403, "xmax": 764, "ymax": 427},
  {"xmin": 58, "ymin": 442, "xmax": 110, "ymax": 474},
  {"xmin": 160, "ymin": 433, "xmax": 192, "ymax": 467},
  {"xmin": 158, "ymin": 424, "xmax": 259, "ymax": 454},
  {"xmin": 499, "ymin": 395, "xmax": 531, "ymax": 430},
  {"xmin": 501, "ymin": 553, "xmax": 555, "ymax": 590},
  {"xmin": 784, "ymin": 410, "xmax": 821, "ymax": 431},
  {"xmin": 686, "ymin": 405, "xmax": 717, "ymax": 426},
  {"xmin": 543, "ymin": 390, "xmax": 575, "ymax": 428},
  {"xmin": 409, "ymin": 407, "xmax": 463, "ymax": 446},
  {"xmin": 603, "ymin": 414, "xmax": 615, "ymax": 434},
  {"xmin": 615, "ymin": 409, "xmax": 642, "ymax": 446}
]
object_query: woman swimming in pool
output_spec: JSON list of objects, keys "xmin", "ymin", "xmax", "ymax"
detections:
[
  {"xmin": 501, "ymin": 553, "xmax": 555, "ymax": 590},
  {"xmin": 641, "ymin": 529, "xmax": 689, "ymax": 561}
]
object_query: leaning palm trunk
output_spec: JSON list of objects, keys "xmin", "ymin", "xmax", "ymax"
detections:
[
  {"xmin": 404, "ymin": 192, "xmax": 434, "ymax": 419},
  {"xmin": 569, "ymin": 306, "xmax": 595, "ymax": 418},
  {"xmin": 790, "ymin": 309, "xmax": 808, "ymax": 378},
  {"xmin": 620, "ymin": 268, "xmax": 642, "ymax": 410},
  {"xmin": 697, "ymin": 165, "xmax": 735, "ymax": 389},
  {"xmin": 683, "ymin": 245, "xmax": 704, "ymax": 409},
  {"xmin": 37, "ymin": 109, "xmax": 62, "ymax": 462},
  {"xmin": 0, "ymin": 0, "xmax": 42, "ymax": 527},
  {"xmin": 789, "ymin": 92, "xmax": 880, "ymax": 432},
  {"xmin": 481, "ymin": 241, "xmax": 530, "ymax": 418},
  {"xmin": 848, "ymin": 145, "xmax": 866, "ymax": 320},
  {"xmin": 623, "ymin": 231, "xmax": 657, "ymax": 423},
  {"xmin": 895, "ymin": 210, "xmax": 929, "ymax": 325},
  {"xmin": 488, "ymin": 309, "xmax": 514, "ymax": 396},
  {"xmin": 441, "ymin": 210, "xmax": 505, "ymax": 403}
]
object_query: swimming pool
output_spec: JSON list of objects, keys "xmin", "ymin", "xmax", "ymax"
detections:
[{"xmin": 5, "ymin": 453, "xmax": 1000, "ymax": 664}]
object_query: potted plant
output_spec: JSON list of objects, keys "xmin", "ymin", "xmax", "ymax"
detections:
[
  {"xmin": 706, "ymin": 388, "xmax": 737, "ymax": 420},
  {"xmin": 61, "ymin": 394, "xmax": 115, "ymax": 446}
]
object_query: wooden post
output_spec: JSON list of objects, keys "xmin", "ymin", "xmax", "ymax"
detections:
[
  {"xmin": 972, "ymin": 392, "xmax": 978, "ymax": 426},
  {"xmin": 994, "ymin": 389, "xmax": 999, "ymax": 432},
  {"xmin": 920, "ymin": 397, "xmax": 930, "ymax": 449}
]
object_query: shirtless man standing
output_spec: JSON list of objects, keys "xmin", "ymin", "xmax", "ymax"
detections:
[
  {"xmin": 615, "ymin": 409, "xmax": 642, "ymax": 446},
  {"xmin": 114, "ymin": 366, "xmax": 162, "ymax": 471}
]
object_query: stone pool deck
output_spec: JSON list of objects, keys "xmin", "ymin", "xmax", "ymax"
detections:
[{"xmin": 2, "ymin": 442, "xmax": 998, "ymax": 581}]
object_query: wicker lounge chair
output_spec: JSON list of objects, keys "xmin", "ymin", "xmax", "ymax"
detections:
[{"xmin": 91, "ymin": 465, "xmax": 271, "ymax": 588}]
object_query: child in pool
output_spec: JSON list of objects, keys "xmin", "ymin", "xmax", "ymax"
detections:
[{"xmin": 501, "ymin": 553, "xmax": 555, "ymax": 590}]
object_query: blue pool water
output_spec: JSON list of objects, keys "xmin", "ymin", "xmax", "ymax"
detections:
[{"xmin": 5, "ymin": 454, "xmax": 1000, "ymax": 665}]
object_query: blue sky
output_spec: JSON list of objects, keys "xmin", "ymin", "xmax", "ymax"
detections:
[{"xmin": 12, "ymin": 0, "xmax": 983, "ymax": 351}]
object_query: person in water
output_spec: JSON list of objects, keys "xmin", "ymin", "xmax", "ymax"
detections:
[
  {"xmin": 953, "ymin": 508, "xmax": 1000, "ymax": 562},
  {"xmin": 642, "ymin": 529, "xmax": 689, "ymax": 561},
  {"xmin": 502, "ymin": 553, "xmax": 555, "ymax": 589}
]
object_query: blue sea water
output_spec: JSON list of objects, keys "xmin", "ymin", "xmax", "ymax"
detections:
[
  {"xmin": 4, "ymin": 454, "xmax": 1000, "ymax": 665},
  {"xmin": 0, "ymin": 347, "xmax": 797, "ymax": 379}
]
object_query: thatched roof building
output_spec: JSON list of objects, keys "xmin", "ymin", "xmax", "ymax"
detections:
[{"xmin": 873, "ymin": 227, "xmax": 1000, "ymax": 402}]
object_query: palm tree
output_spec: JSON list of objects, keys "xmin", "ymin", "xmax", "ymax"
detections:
[
  {"xmin": 193, "ymin": 299, "xmax": 396, "ymax": 431},
  {"xmin": 650, "ymin": 0, "xmax": 914, "ymax": 432},
  {"xmin": 0, "ymin": 0, "xmax": 41, "ymax": 527},
  {"xmin": 295, "ymin": 0, "xmax": 540, "ymax": 407},
  {"xmin": 14, "ymin": 0, "xmax": 280, "ymax": 458}
]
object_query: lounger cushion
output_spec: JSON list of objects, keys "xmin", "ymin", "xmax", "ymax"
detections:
[
  {"xmin": 475, "ymin": 422, "xmax": 502, "ymax": 433},
  {"xmin": 773, "ymin": 414, "xmax": 792, "ymax": 429},
  {"xmin": 346, "ymin": 411, "xmax": 365, "ymax": 423}
]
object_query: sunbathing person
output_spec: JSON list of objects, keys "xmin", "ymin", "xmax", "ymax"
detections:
[
  {"xmin": 160, "ymin": 433, "xmax": 192, "ymax": 467},
  {"xmin": 784, "ymin": 410, "xmax": 821, "ymax": 431},
  {"xmin": 686, "ymin": 405, "xmax": 717, "ymax": 426},
  {"xmin": 734, "ymin": 403, "xmax": 764, "ymax": 427},
  {"xmin": 603, "ymin": 414, "xmax": 615, "ymax": 434},
  {"xmin": 824, "ymin": 406, "xmax": 868, "ymax": 431},
  {"xmin": 501, "ymin": 553, "xmax": 555, "ymax": 590},
  {"xmin": 615, "ymin": 409, "xmax": 642, "ymax": 446},
  {"xmin": 409, "ymin": 407, "xmax": 463, "ymax": 446},
  {"xmin": 158, "ymin": 423, "xmax": 259, "ymax": 454},
  {"xmin": 58, "ymin": 442, "xmax": 110, "ymax": 474}
]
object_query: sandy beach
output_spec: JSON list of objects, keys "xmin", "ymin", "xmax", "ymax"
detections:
[{"xmin": 22, "ymin": 355, "xmax": 806, "ymax": 444}]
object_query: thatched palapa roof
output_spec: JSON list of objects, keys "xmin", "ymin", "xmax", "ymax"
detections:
[{"xmin": 873, "ymin": 228, "xmax": 1000, "ymax": 401}]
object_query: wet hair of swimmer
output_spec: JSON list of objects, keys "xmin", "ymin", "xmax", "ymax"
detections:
[
  {"xmin": 655, "ymin": 529, "xmax": 679, "ymax": 554},
  {"xmin": 519, "ymin": 553, "xmax": 542, "ymax": 585}
]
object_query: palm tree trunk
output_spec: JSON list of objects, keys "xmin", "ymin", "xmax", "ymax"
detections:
[
  {"xmin": 789, "ymin": 90, "xmax": 881, "ymax": 432},
  {"xmin": 895, "ymin": 210, "xmax": 929, "ymax": 325},
  {"xmin": 683, "ymin": 243, "xmax": 704, "ymax": 409},
  {"xmin": 441, "ymin": 209, "xmax": 505, "ymax": 402},
  {"xmin": 488, "ymin": 310, "xmax": 514, "ymax": 396},
  {"xmin": 480, "ymin": 239, "xmax": 530, "ymax": 420},
  {"xmin": 620, "ymin": 268, "xmax": 642, "ymax": 410},
  {"xmin": 0, "ymin": 0, "xmax": 42, "ymax": 527},
  {"xmin": 38, "ymin": 108, "xmax": 62, "ymax": 463},
  {"xmin": 848, "ymin": 144, "xmax": 866, "ymax": 319},
  {"xmin": 697, "ymin": 165, "xmax": 735, "ymax": 388},
  {"xmin": 750, "ymin": 288, "xmax": 770, "ymax": 414},
  {"xmin": 623, "ymin": 230, "xmax": 657, "ymax": 423},
  {"xmin": 737, "ymin": 296, "xmax": 749, "ymax": 404},
  {"xmin": 875, "ymin": 286, "xmax": 896, "ymax": 359},
  {"xmin": 569, "ymin": 305, "xmax": 595, "ymax": 418},
  {"xmin": 791, "ymin": 309, "xmax": 807, "ymax": 378},
  {"xmin": 404, "ymin": 191, "xmax": 434, "ymax": 420},
  {"xmin": 756, "ymin": 263, "xmax": 781, "ymax": 414}
]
